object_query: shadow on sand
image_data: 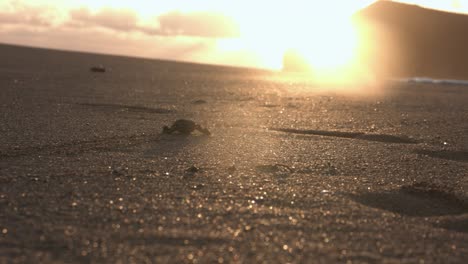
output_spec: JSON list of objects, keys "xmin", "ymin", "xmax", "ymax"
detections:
[
  {"xmin": 78, "ymin": 103, "xmax": 175, "ymax": 114},
  {"xmin": 120, "ymin": 234, "xmax": 230, "ymax": 247},
  {"xmin": 0, "ymin": 134, "xmax": 155, "ymax": 159},
  {"xmin": 436, "ymin": 218, "xmax": 468, "ymax": 233},
  {"xmin": 415, "ymin": 149, "xmax": 468, "ymax": 163},
  {"xmin": 271, "ymin": 128, "xmax": 418, "ymax": 144},
  {"xmin": 350, "ymin": 182, "xmax": 468, "ymax": 217},
  {"xmin": 142, "ymin": 134, "xmax": 210, "ymax": 158}
]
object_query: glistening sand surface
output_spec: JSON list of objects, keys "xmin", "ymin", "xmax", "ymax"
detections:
[{"xmin": 1, "ymin": 44, "xmax": 468, "ymax": 263}]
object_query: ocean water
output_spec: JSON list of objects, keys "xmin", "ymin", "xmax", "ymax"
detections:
[{"xmin": 400, "ymin": 77, "xmax": 468, "ymax": 86}]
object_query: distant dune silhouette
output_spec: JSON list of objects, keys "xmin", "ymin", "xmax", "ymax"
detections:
[{"xmin": 283, "ymin": 0, "xmax": 468, "ymax": 80}]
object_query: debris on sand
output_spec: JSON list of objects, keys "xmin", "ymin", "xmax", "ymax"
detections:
[
  {"xmin": 186, "ymin": 165, "xmax": 200, "ymax": 173},
  {"xmin": 192, "ymin": 99, "xmax": 207, "ymax": 105},
  {"xmin": 90, "ymin": 66, "xmax": 106, "ymax": 73},
  {"xmin": 190, "ymin": 183, "xmax": 205, "ymax": 190},
  {"xmin": 111, "ymin": 166, "xmax": 128, "ymax": 176},
  {"xmin": 227, "ymin": 165, "xmax": 237, "ymax": 174},
  {"xmin": 162, "ymin": 119, "xmax": 211, "ymax": 135},
  {"xmin": 322, "ymin": 162, "xmax": 338, "ymax": 176}
]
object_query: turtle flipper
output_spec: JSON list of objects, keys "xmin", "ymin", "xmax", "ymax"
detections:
[
  {"xmin": 195, "ymin": 125, "xmax": 211, "ymax": 136},
  {"xmin": 162, "ymin": 125, "xmax": 173, "ymax": 134}
]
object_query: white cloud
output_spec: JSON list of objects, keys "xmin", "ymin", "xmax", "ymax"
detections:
[
  {"xmin": 156, "ymin": 11, "xmax": 239, "ymax": 38},
  {"xmin": 0, "ymin": 0, "xmax": 249, "ymax": 67},
  {"xmin": 0, "ymin": 0, "xmax": 63, "ymax": 26}
]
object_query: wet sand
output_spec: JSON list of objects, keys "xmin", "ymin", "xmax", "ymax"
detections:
[{"xmin": 1, "ymin": 44, "xmax": 467, "ymax": 263}]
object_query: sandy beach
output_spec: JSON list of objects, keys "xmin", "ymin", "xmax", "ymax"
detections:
[{"xmin": 1, "ymin": 44, "xmax": 467, "ymax": 263}]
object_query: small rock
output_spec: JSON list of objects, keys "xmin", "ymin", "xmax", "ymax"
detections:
[
  {"xmin": 227, "ymin": 165, "xmax": 236, "ymax": 174},
  {"xmin": 190, "ymin": 184, "xmax": 205, "ymax": 190},
  {"xmin": 186, "ymin": 166, "xmax": 200, "ymax": 173}
]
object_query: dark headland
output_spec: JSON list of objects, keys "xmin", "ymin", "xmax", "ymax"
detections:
[{"xmin": 354, "ymin": 0, "xmax": 468, "ymax": 80}]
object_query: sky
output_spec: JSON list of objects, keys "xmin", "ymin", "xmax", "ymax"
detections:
[{"xmin": 0, "ymin": 0, "xmax": 467, "ymax": 69}]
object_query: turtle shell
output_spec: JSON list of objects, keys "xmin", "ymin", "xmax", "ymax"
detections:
[{"xmin": 171, "ymin": 119, "xmax": 197, "ymax": 134}]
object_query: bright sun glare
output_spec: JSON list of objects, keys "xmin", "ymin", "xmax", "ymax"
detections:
[
  {"xmin": 289, "ymin": 16, "xmax": 359, "ymax": 80},
  {"xmin": 218, "ymin": 1, "xmax": 374, "ymax": 83}
]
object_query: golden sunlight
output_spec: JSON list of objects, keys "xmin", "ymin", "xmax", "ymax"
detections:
[
  {"xmin": 64, "ymin": 0, "xmax": 376, "ymax": 79},
  {"xmin": 221, "ymin": 1, "xmax": 375, "ymax": 83},
  {"xmin": 288, "ymin": 16, "xmax": 360, "ymax": 83}
]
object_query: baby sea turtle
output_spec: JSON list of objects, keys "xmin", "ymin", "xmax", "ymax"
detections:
[{"xmin": 162, "ymin": 119, "xmax": 211, "ymax": 135}]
